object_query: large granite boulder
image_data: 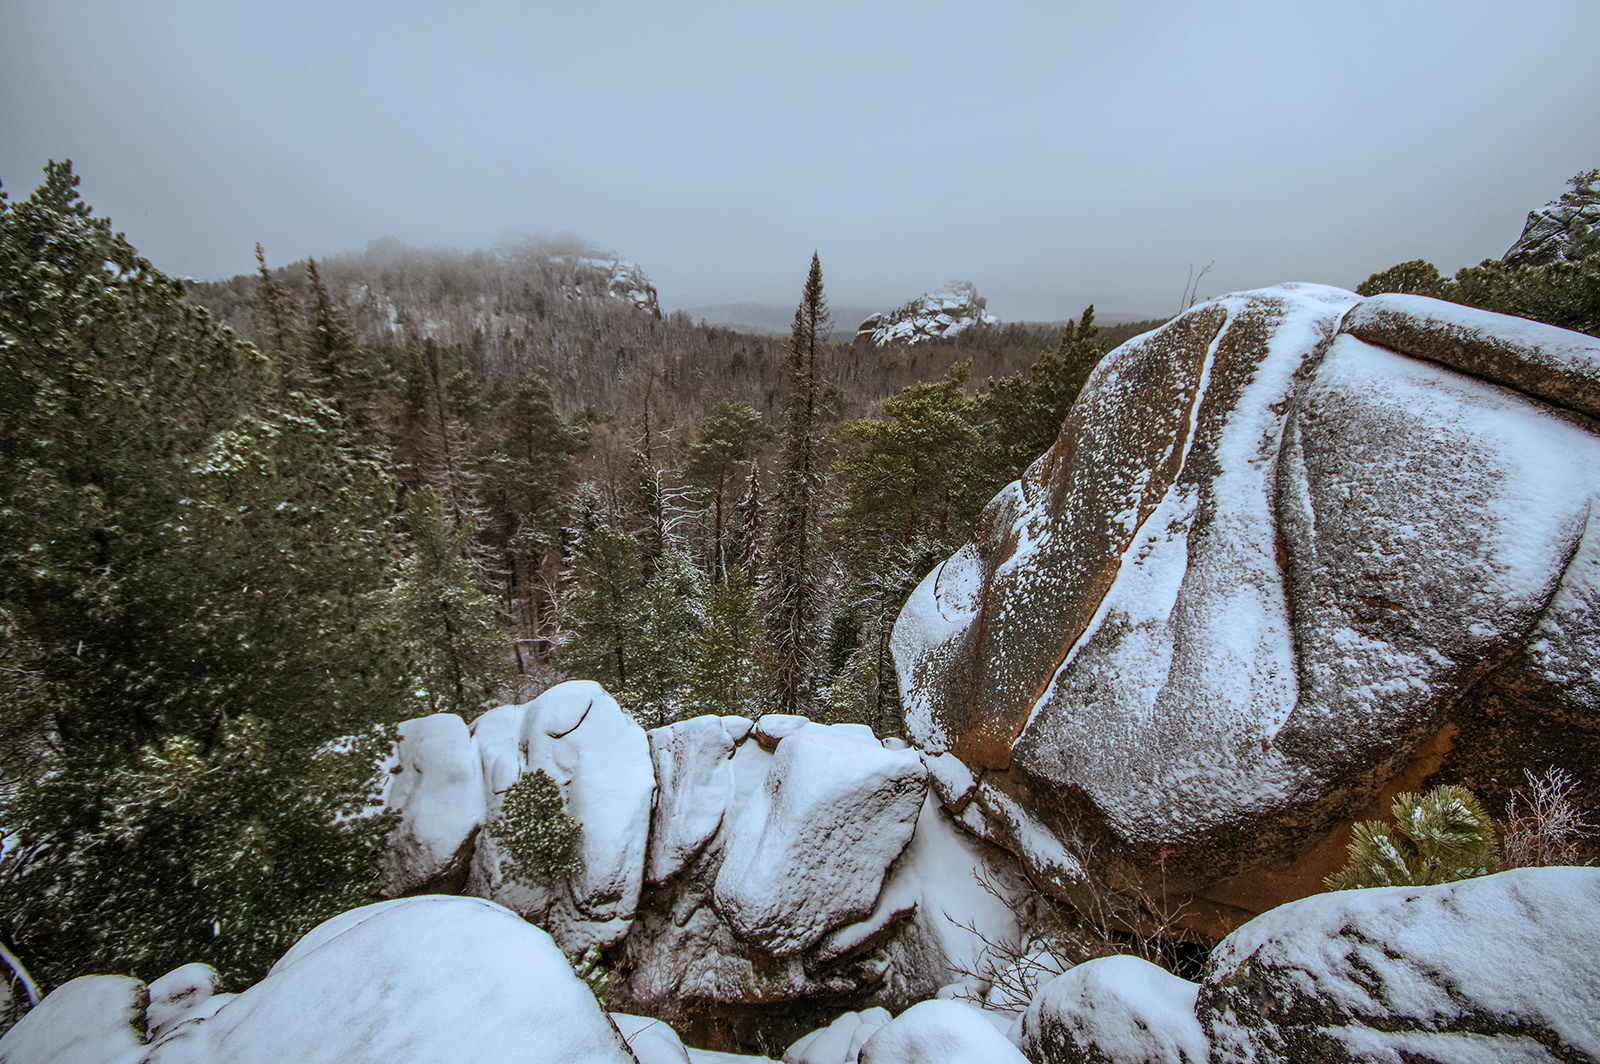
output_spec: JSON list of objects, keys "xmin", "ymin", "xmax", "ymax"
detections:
[
  {"xmin": 0, "ymin": 974, "xmax": 148, "ymax": 1064},
  {"xmin": 712, "ymin": 727, "xmax": 928, "ymax": 956},
  {"xmin": 141, "ymin": 896, "xmax": 636, "ymax": 1064},
  {"xmin": 379, "ymin": 712, "xmax": 485, "ymax": 895},
  {"xmin": 1016, "ymin": 955, "xmax": 1206, "ymax": 1064},
  {"xmin": 1008, "ymin": 868, "xmax": 1600, "ymax": 1064},
  {"xmin": 615, "ymin": 718, "xmax": 1025, "ymax": 1051},
  {"xmin": 1198, "ymin": 868, "xmax": 1600, "ymax": 1063},
  {"xmin": 464, "ymin": 681, "xmax": 656, "ymax": 954},
  {"xmin": 892, "ymin": 285, "xmax": 1600, "ymax": 932}
]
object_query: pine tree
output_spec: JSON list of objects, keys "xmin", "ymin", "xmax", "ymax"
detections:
[
  {"xmin": 0, "ymin": 163, "xmax": 409, "ymax": 988},
  {"xmin": 482, "ymin": 373, "xmax": 580, "ymax": 667},
  {"xmin": 384, "ymin": 485, "xmax": 511, "ymax": 719},
  {"xmin": 767, "ymin": 253, "xmax": 830, "ymax": 718},
  {"xmin": 681, "ymin": 565, "xmax": 766, "ymax": 718},
  {"xmin": 1324, "ymin": 784, "xmax": 1498, "ymax": 890},
  {"xmin": 556, "ymin": 523, "xmax": 644, "ymax": 696}
]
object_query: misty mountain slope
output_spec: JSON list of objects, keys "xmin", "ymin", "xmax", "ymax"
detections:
[{"xmin": 186, "ymin": 240, "xmax": 1133, "ymax": 424}]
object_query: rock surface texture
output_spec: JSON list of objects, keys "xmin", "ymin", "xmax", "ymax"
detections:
[
  {"xmin": 892, "ymin": 285, "xmax": 1600, "ymax": 933},
  {"xmin": 1502, "ymin": 174, "xmax": 1600, "ymax": 267},
  {"xmin": 1197, "ymin": 868, "xmax": 1600, "ymax": 1064},
  {"xmin": 856, "ymin": 283, "xmax": 998, "ymax": 346}
]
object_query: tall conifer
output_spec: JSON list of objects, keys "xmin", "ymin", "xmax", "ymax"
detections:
[{"xmin": 767, "ymin": 253, "xmax": 829, "ymax": 718}]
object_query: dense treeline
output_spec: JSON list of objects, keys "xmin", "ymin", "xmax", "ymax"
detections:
[{"xmin": 188, "ymin": 238, "xmax": 1161, "ymax": 426}]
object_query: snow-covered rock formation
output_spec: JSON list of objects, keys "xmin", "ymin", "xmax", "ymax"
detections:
[
  {"xmin": 551, "ymin": 253, "xmax": 662, "ymax": 316},
  {"xmin": 0, "ymin": 896, "xmax": 636, "ymax": 1064},
  {"xmin": 892, "ymin": 285, "xmax": 1600, "ymax": 935},
  {"xmin": 1197, "ymin": 867, "xmax": 1600, "ymax": 1064},
  {"xmin": 855, "ymin": 282, "xmax": 998, "ymax": 346},
  {"xmin": 15, "ymin": 868, "xmax": 1597, "ymax": 1064},
  {"xmin": 376, "ymin": 682, "xmax": 1026, "ymax": 1048}
]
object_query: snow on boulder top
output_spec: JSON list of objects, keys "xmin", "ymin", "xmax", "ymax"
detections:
[
  {"xmin": 1199, "ymin": 867, "xmax": 1600, "ymax": 1064},
  {"xmin": 144, "ymin": 895, "xmax": 636, "ymax": 1064},
  {"xmin": 856, "ymin": 282, "xmax": 998, "ymax": 346}
]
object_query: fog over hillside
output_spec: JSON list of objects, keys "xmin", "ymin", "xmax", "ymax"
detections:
[{"xmin": 4, "ymin": 2, "xmax": 1596, "ymax": 320}]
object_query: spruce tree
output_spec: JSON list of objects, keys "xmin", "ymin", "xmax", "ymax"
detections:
[
  {"xmin": 384, "ymin": 485, "xmax": 511, "ymax": 719},
  {"xmin": 630, "ymin": 547, "xmax": 707, "ymax": 723},
  {"xmin": 680, "ymin": 401, "xmax": 774, "ymax": 582},
  {"xmin": 556, "ymin": 523, "xmax": 644, "ymax": 696},
  {"xmin": 767, "ymin": 253, "xmax": 829, "ymax": 718},
  {"xmin": 253, "ymin": 244, "xmax": 305, "ymax": 392},
  {"xmin": 0, "ymin": 163, "xmax": 408, "ymax": 988},
  {"xmin": 681, "ymin": 565, "xmax": 766, "ymax": 719}
]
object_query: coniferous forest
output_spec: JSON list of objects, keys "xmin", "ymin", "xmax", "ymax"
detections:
[{"xmin": 3, "ymin": 157, "xmax": 1598, "ymax": 1008}]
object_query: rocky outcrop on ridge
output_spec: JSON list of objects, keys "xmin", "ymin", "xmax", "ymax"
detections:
[
  {"xmin": 892, "ymin": 285, "xmax": 1600, "ymax": 935},
  {"xmin": 551, "ymin": 253, "xmax": 663, "ymax": 316},
  {"xmin": 1502, "ymin": 170, "xmax": 1600, "ymax": 267},
  {"xmin": 855, "ymin": 282, "xmax": 998, "ymax": 346}
]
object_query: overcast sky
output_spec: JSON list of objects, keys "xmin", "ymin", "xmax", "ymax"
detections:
[{"xmin": 5, "ymin": 0, "xmax": 1598, "ymax": 321}]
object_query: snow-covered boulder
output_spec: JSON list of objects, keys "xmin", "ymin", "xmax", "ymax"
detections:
[
  {"xmin": 647, "ymin": 714, "xmax": 743, "ymax": 885},
  {"xmin": 0, "ymin": 974, "xmax": 147, "ymax": 1064},
  {"xmin": 142, "ymin": 895, "xmax": 635, "ymax": 1064},
  {"xmin": 714, "ymin": 725, "xmax": 929, "ymax": 955},
  {"xmin": 469, "ymin": 681, "xmax": 655, "ymax": 953},
  {"xmin": 1016, "ymin": 955, "xmax": 1206, "ymax": 1064},
  {"xmin": 380, "ymin": 712, "xmax": 486, "ymax": 895},
  {"xmin": 856, "ymin": 283, "xmax": 998, "ymax": 346},
  {"xmin": 783, "ymin": 1007, "xmax": 891, "ymax": 1064},
  {"xmin": 1198, "ymin": 867, "xmax": 1600, "ymax": 1064},
  {"xmin": 527, "ymin": 682, "xmax": 655, "ymax": 928},
  {"xmin": 855, "ymin": 1000, "xmax": 1030, "ymax": 1064},
  {"xmin": 892, "ymin": 284, "xmax": 1600, "ymax": 931},
  {"xmin": 144, "ymin": 963, "xmax": 223, "ymax": 1043}
]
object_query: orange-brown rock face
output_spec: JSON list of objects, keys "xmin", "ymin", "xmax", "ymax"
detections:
[{"xmin": 892, "ymin": 285, "xmax": 1600, "ymax": 936}]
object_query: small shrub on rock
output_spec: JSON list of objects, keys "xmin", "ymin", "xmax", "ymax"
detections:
[
  {"xmin": 1501, "ymin": 767, "xmax": 1596, "ymax": 869},
  {"xmin": 488, "ymin": 769, "xmax": 580, "ymax": 883},
  {"xmin": 1324, "ymin": 784, "xmax": 1497, "ymax": 890}
]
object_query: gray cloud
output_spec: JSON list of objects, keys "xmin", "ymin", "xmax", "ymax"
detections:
[{"xmin": 4, "ymin": 0, "xmax": 1597, "ymax": 321}]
